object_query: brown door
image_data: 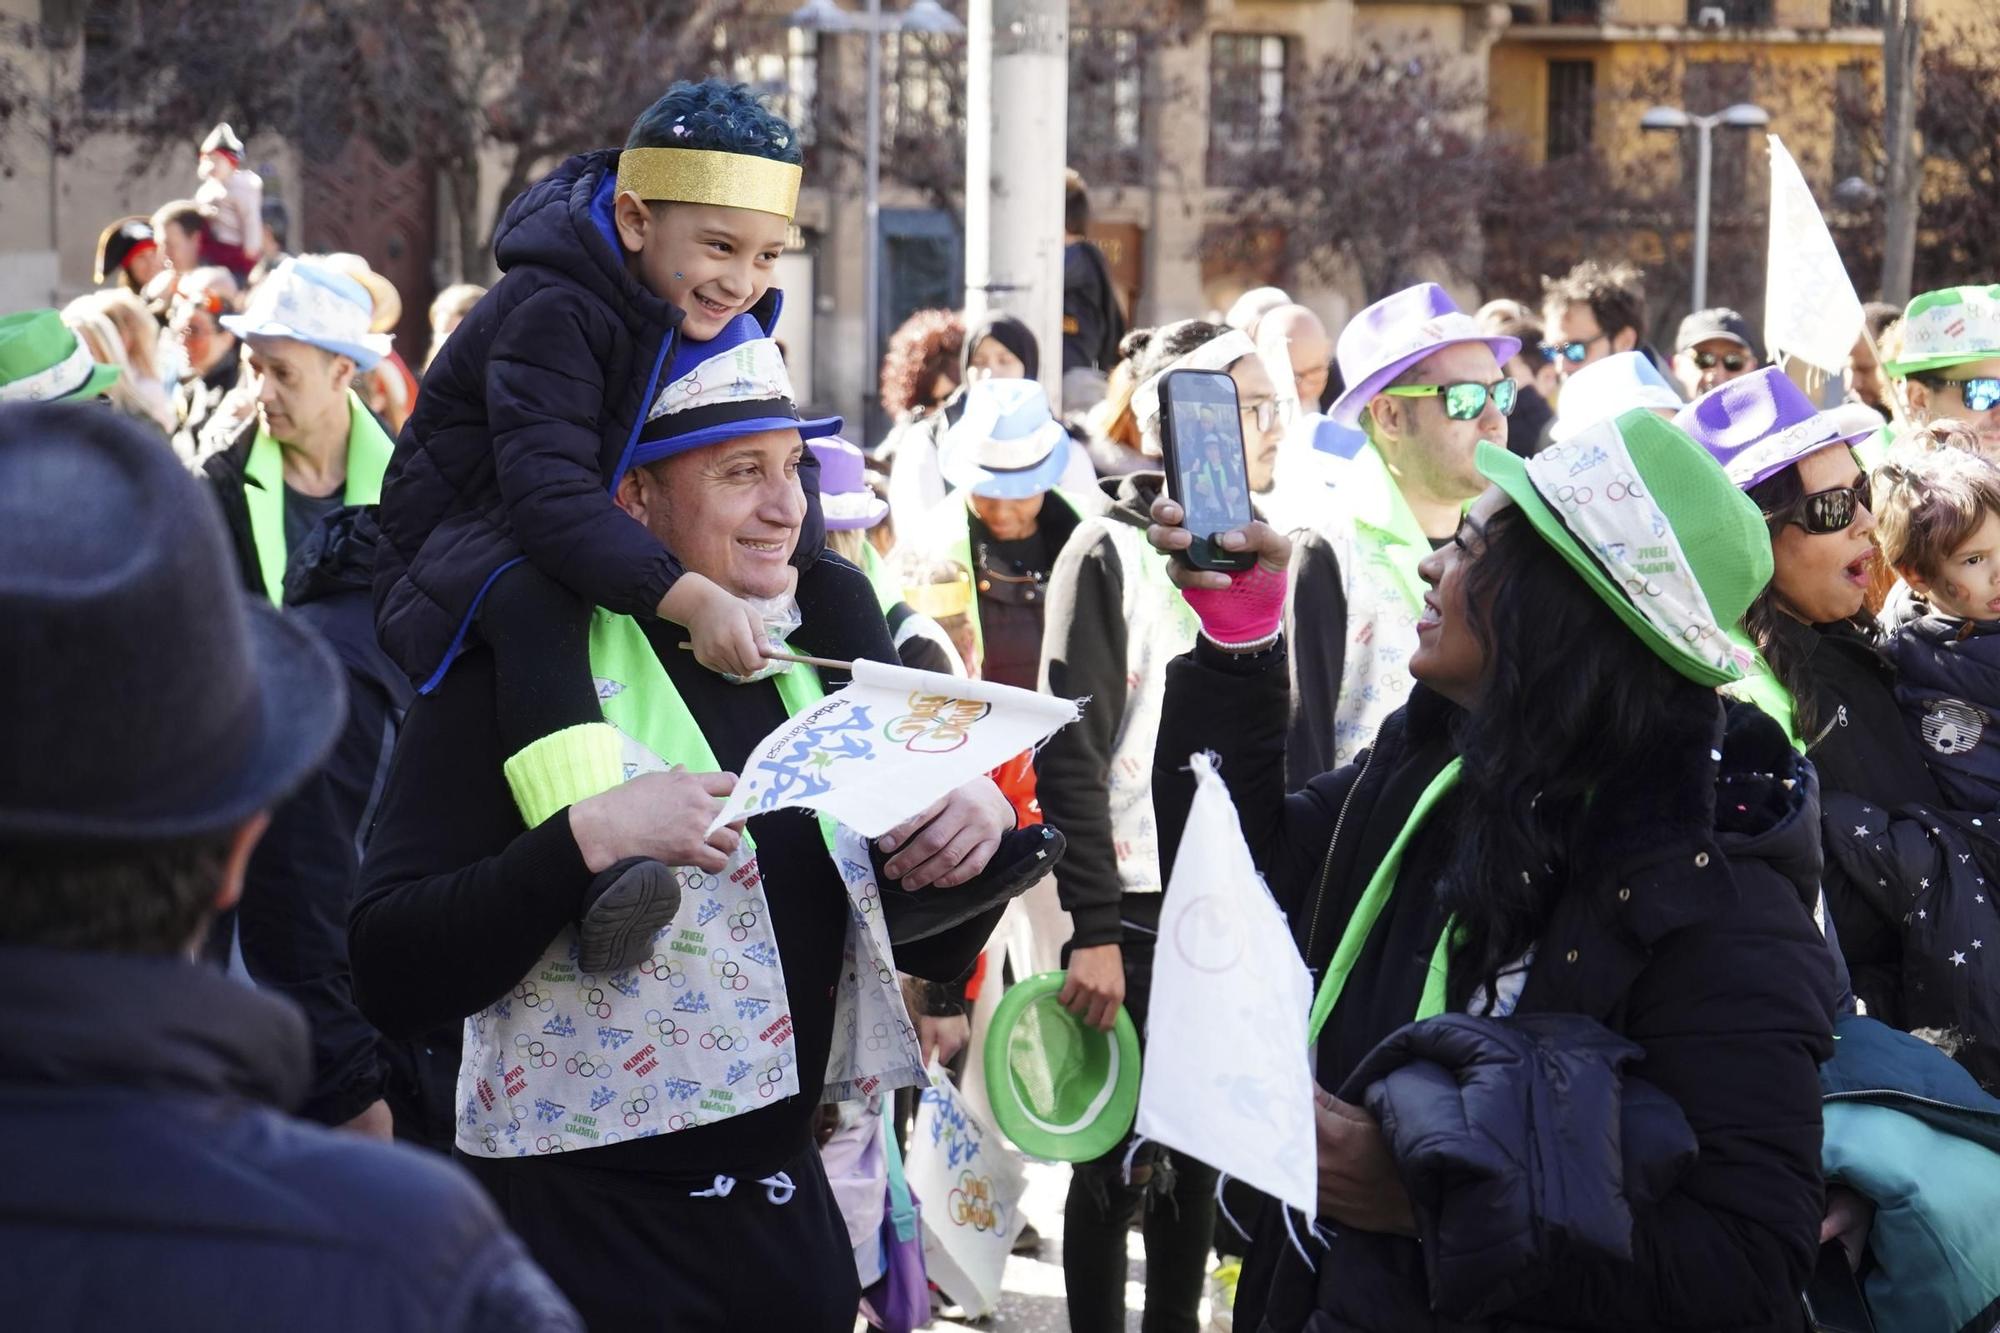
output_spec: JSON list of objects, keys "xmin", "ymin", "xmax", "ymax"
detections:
[{"xmin": 301, "ymin": 139, "xmax": 436, "ymax": 366}]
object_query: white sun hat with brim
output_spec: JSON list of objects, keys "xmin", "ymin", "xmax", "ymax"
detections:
[
  {"xmin": 221, "ymin": 257, "xmax": 393, "ymax": 371},
  {"xmin": 1549, "ymin": 351, "xmax": 1685, "ymax": 444},
  {"xmin": 940, "ymin": 378, "xmax": 1072, "ymax": 500}
]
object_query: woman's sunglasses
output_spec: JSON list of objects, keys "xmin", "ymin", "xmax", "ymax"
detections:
[
  {"xmin": 1765, "ymin": 476, "xmax": 1872, "ymax": 535},
  {"xmin": 1382, "ymin": 378, "xmax": 1519, "ymax": 421},
  {"xmin": 1692, "ymin": 349, "xmax": 1752, "ymax": 372}
]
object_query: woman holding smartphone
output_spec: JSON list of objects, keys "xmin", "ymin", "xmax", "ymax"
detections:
[{"xmin": 1148, "ymin": 408, "xmax": 1839, "ymax": 1332}]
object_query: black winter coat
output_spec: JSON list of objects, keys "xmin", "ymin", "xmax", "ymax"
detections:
[
  {"xmin": 372, "ymin": 149, "xmax": 822, "ymax": 691},
  {"xmin": 1152, "ymin": 642, "xmax": 1839, "ymax": 1332},
  {"xmin": 1780, "ymin": 615, "xmax": 2000, "ymax": 1092},
  {"xmin": 216, "ymin": 507, "xmax": 413, "ymax": 1126},
  {"xmin": 0, "ymin": 947, "xmax": 580, "ymax": 1332},
  {"xmin": 1340, "ymin": 1013, "xmax": 1699, "ymax": 1321}
]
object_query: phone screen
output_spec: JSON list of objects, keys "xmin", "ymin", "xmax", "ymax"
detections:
[{"xmin": 1164, "ymin": 369, "xmax": 1254, "ymax": 542}]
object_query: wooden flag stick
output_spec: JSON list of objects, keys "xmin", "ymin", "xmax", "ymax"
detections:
[{"xmin": 677, "ymin": 641, "xmax": 854, "ymax": 673}]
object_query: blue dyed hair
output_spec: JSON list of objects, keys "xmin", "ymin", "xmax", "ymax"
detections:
[{"xmin": 625, "ymin": 79, "xmax": 803, "ymax": 166}]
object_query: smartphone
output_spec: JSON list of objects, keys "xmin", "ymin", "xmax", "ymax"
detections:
[
  {"xmin": 1158, "ymin": 367, "xmax": 1255, "ymax": 572},
  {"xmin": 1801, "ymin": 1240, "xmax": 1875, "ymax": 1333}
]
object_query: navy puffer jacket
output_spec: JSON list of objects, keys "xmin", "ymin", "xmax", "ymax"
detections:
[
  {"xmin": 0, "ymin": 947, "xmax": 580, "ymax": 1332},
  {"xmin": 373, "ymin": 149, "xmax": 821, "ymax": 691},
  {"xmin": 1884, "ymin": 612, "xmax": 2000, "ymax": 810},
  {"xmin": 1339, "ymin": 1014, "xmax": 1698, "ymax": 1322}
]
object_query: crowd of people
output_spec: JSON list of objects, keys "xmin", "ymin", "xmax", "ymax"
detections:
[{"xmin": 6, "ymin": 75, "xmax": 2000, "ymax": 1333}]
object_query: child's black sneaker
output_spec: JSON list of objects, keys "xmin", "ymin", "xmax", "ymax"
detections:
[{"xmin": 577, "ymin": 857, "xmax": 682, "ymax": 975}]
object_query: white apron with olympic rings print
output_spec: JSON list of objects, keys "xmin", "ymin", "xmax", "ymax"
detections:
[{"xmin": 453, "ymin": 612, "xmax": 926, "ymax": 1159}]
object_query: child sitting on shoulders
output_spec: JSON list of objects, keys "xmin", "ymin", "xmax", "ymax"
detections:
[{"xmin": 376, "ymin": 80, "xmax": 826, "ymax": 975}]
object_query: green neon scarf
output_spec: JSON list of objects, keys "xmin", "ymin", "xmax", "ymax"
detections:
[
  {"xmin": 585, "ymin": 608, "xmax": 838, "ymax": 857},
  {"xmin": 242, "ymin": 389, "xmax": 395, "ymax": 605},
  {"xmin": 1306, "ymin": 757, "xmax": 1463, "ymax": 1044}
]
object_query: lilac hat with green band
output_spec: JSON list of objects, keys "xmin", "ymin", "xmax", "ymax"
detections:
[
  {"xmin": 1476, "ymin": 410, "xmax": 1771, "ymax": 687},
  {"xmin": 1673, "ymin": 366, "xmax": 1875, "ymax": 491},
  {"xmin": 1327, "ymin": 283, "xmax": 1521, "ymax": 427}
]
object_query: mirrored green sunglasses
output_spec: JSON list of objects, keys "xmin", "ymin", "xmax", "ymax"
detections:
[{"xmin": 1382, "ymin": 378, "xmax": 1519, "ymax": 421}]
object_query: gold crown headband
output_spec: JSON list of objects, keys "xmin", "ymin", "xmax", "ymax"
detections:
[
  {"xmin": 616, "ymin": 147, "xmax": 802, "ymax": 221},
  {"xmin": 903, "ymin": 572, "xmax": 974, "ymax": 620}
]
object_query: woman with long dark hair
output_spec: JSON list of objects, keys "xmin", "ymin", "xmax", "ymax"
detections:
[
  {"xmin": 1149, "ymin": 409, "xmax": 1839, "ymax": 1330},
  {"xmin": 1682, "ymin": 367, "xmax": 2000, "ymax": 1091}
]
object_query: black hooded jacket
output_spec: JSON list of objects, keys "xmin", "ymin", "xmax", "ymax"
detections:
[
  {"xmin": 1153, "ymin": 642, "xmax": 1839, "ymax": 1332},
  {"xmin": 372, "ymin": 149, "xmax": 822, "ymax": 692}
]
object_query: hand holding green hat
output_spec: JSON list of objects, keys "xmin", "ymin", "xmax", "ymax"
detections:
[
  {"xmin": 0, "ymin": 311, "xmax": 120, "ymax": 405},
  {"xmin": 1475, "ymin": 409, "xmax": 1772, "ymax": 687},
  {"xmin": 984, "ymin": 971, "xmax": 1141, "ymax": 1162}
]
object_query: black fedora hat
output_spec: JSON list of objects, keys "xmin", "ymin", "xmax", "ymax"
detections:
[{"xmin": 0, "ymin": 404, "xmax": 345, "ymax": 839}]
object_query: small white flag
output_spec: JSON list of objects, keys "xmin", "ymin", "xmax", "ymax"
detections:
[
  {"xmin": 1765, "ymin": 134, "xmax": 1868, "ymax": 375},
  {"xmin": 709, "ymin": 659, "xmax": 1080, "ymax": 837},
  {"xmin": 1136, "ymin": 753, "xmax": 1319, "ymax": 1219}
]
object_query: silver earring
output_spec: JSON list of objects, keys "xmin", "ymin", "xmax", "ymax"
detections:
[{"xmin": 674, "ymin": 272, "xmax": 683, "ymax": 280}]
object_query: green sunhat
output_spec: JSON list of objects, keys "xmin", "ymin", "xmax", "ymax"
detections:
[
  {"xmin": 1882, "ymin": 285, "xmax": 2000, "ymax": 379},
  {"xmin": 984, "ymin": 971, "xmax": 1141, "ymax": 1163},
  {"xmin": 0, "ymin": 310, "xmax": 120, "ymax": 405},
  {"xmin": 1475, "ymin": 409, "xmax": 1770, "ymax": 687}
]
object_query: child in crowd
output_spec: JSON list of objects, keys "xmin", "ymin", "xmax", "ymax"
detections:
[
  {"xmin": 194, "ymin": 124, "xmax": 263, "ymax": 279},
  {"xmin": 1876, "ymin": 442, "xmax": 2000, "ymax": 809},
  {"xmin": 376, "ymin": 80, "xmax": 826, "ymax": 975}
]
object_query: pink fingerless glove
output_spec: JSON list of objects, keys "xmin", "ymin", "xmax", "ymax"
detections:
[{"xmin": 1181, "ymin": 560, "xmax": 1287, "ymax": 649}]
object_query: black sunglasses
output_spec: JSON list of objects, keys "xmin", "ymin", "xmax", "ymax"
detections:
[
  {"xmin": 1692, "ymin": 349, "xmax": 1752, "ymax": 373},
  {"xmin": 1765, "ymin": 476, "xmax": 1872, "ymax": 535}
]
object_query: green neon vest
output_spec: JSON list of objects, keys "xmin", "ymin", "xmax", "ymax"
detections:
[{"xmin": 243, "ymin": 390, "xmax": 394, "ymax": 604}]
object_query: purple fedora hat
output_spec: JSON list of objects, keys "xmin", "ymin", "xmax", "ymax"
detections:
[
  {"xmin": 808, "ymin": 436, "xmax": 889, "ymax": 531},
  {"xmin": 1327, "ymin": 282, "xmax": 1521, "ymax": 427},
  {"xmin": 1673, "ymin": 366, "xmax": 1876, "ymax": 491}
]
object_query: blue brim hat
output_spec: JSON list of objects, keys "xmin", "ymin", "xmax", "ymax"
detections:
[
  {"xmin": 939, "ymin": 377, "xmax": 1071, "ymax": 500},
  {"xmin": 630, "ymin": 313, "xmax": 839, "ymax": 469}
]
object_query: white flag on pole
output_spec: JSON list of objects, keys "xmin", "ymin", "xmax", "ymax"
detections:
[
  {"xmin": 1765, "ymin": 134, "xmax": 1868, "ymax": 375},
  {"xmin": 708, "ymin": 658, "xmax": 1080, "ymax": 837},
  {"xmin": 1136, "ymin": 753, "xmax": 1319, "ymax": 1219}
]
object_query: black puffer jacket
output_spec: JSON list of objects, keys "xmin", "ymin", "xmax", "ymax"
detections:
[
  {"xmin": 1340, "ymin": 1013, "xmax": 1699, "ymax": 1321},
  {"xmin": 1773, "ymin": 615, "xmax": 2000, "ymax": 1092},
  {"xmin": 1153, "ymin": 642, "xmax": 1839, "ymax": 1332},
  {"xmin": 372, "ymin": 149, "xmax": 821, "ymax": 691}
]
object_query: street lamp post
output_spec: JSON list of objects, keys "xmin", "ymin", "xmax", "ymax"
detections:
[
  {"xmin": 1640, "ymin": 101, "xmax": 1771, "ymax": 311},
  {"xmin": 790, "ymin": 0, "xmax": 963, "ymax": 442}
]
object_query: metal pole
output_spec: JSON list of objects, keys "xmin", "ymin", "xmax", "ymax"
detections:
[
  {"xmin": 863, "ymin": 0, "xmax": 883, "ymax": 442},
  {"xmin": 1692, "ymin": 117, "xmax": 1713, "ymax": 313},
  {"xmin": 964, "ymin": 0, "xmax": 1069, "ymax": 411}
]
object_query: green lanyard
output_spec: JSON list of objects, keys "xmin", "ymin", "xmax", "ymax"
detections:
[
  {"xmin": 585, "ymin": 607, "xmax": 838, "ymax": 857},
  {"xmin": 242, "ymin": 390, "xmax": 393, "ymax": 604},
  {"xmin": 1306, "ymin": 757, "xmax": 1463, "ymax": 1045}
]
